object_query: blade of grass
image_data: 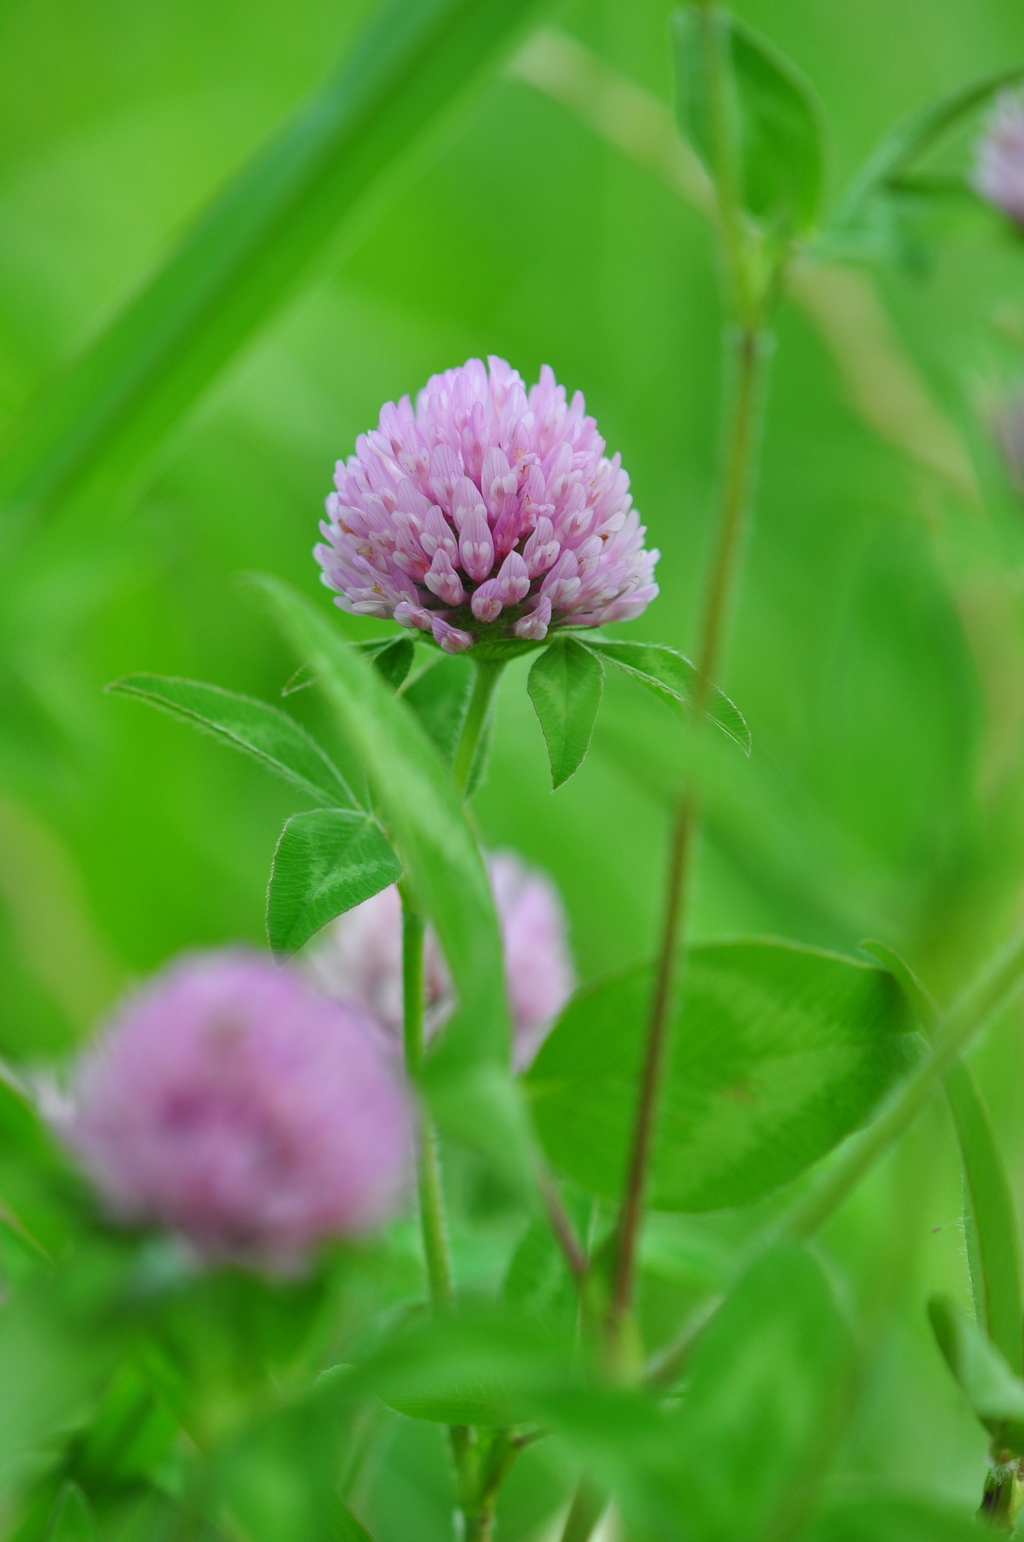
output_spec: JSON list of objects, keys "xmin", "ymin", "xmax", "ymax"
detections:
[{"xmin": 0, "ymin": 0, "xmax": 547, "ymax": 547}]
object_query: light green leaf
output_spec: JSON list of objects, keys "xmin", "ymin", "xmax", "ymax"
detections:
[
  {"xmin": 672, "ymin": 7, "xmax": 826, "ymax": 232},
  {"xmin": 526, "ymin": 938, "xmax": 919, "ymax": 1210},
  {"xmin": 865, "ymin": 940, "xmax": 1024, "ymax": 1374},
  {"xmin": 248, "ymin": 576, "xmax": 534, "ymax": 1194},
  {"xmin": 581, "ymin": 639, "xmax": 750, "ymax": 753},
  {"xmin": 0, "ymin": 0, "xmax": 547, "ymax": 537},
  {"xmin": 655, "ymin": 1243, "xmax": 852, "ymax": 1542},
  {"xmin": 833, "ymin": 62, "xmax": 1024, "ymax": 231},
  {"xmin": 107, "ymin": 674, "xmax": 356, "ymax": 808},
  {"xmin": 928, "ymin": 1295, "xmax": 1024, "ymax": 1455},
  {"xmin": 267, "ymin": 808, "xmax": 402, "ymax": 956},
  {"xmin": 528, "ymin": 638, "xmax": 604, "ymax": 788}
]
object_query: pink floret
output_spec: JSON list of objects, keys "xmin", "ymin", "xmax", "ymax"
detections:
[
  {"xmin": 975, "ymin": 92, "xmax": 1024, "ymax": 227},
  {"xmin": 315, "ymin": 358, "xmax": 659, "ymax": 646},
  {"xmin": 63, "ymin": 950, "xmax": 412, "ymax": 1269}
]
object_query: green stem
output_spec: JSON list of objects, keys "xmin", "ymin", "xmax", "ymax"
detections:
[
  {"xmin": 451, "ymin": 658, "xmax": 505, "ymax": 796},
  {"xmin": 609, "ymin": 322, "xmax": 769, "ymax": 1335},
  {"xmin": 980, "ymin": 1455, "xmax": 1021, "ymax": 1529},
  {"xmin": 783, "ymin": 930, "xmax": 1024, "ymax": 1242},
  {"xmin": 559, "ymin": 1477, "xmax": 607, "ymax": 1542},
  {"xmin": 400, "ymin": 881, "xmax": 452, "ymax": 1307}
]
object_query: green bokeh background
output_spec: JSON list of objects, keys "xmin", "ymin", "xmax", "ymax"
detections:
[{"xmin": 5, "ymin": 0, "xmax": 1024, "ymax": 1532}]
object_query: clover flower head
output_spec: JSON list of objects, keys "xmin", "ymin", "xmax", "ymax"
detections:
[
  {"xmin": 315, "ymin": 357, "xmax": 659, "ymax": 652},
  {"xmin": 63, "ymin": 950, "xmax": 412, "ymax": 1269},
  {"xmin": 303, "ymin": 852, "xmax": 575, "ymax": 1071},
  {"xmin": 975, "ymin": 91, "xmax": 1024, "ymax": 226}
]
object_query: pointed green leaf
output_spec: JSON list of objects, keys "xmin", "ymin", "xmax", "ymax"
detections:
[
  {"xmin": 581, "ymin": 639, "xmax": 750, "ymax": 753},
  {"xmin": 526, "ymin": 938, "xmax": 919, "ymax": 1210},
  {"xmin": 267, "ymin": 808, "xmax": 402, "ymax": 955},
  {"xmin": 47, "ymin": 1484, "xmax": 95, "ymax": 1542},
  {"xmin": 865, "ymin": 941, "xmax": 1024, "ymax": 1374},
  {"xmin": 528, "ymin": 638, "xmax": 604, "ymax": 788},
  {"xmin": 672, "ymin": 7, "xmax": 826, "ymax": 232},
  {"xmin": 107, "ymin": 674, "xmax": 356, "ymax": 808},
  {"xmin": 944, "ymin": 1061, "xmax": 1023, "ymax": 1375},
  {"xmin": 247, "ymin": 575, "xmax": 535, "ymax": 1196},
  {"xmin": 0, "ymin": 0, "xmax": 547, "ymax": 537},
  {"xmin": 928, "ymin": 1295, "xmax": 1024, "ymax": 1454},
  {"xmin": 833, "ymin": 62, "xmax": 1024, "ymax": 231}
]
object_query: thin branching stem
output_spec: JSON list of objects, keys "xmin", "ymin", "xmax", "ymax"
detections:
[{"xmin": 610, "ymin": 322, "xmax": 768, "ymax": 1333}]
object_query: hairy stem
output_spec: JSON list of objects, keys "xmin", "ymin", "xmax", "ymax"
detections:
[
  {"xmin": 783, "ymin": 930, "xmax": 1024, "ymax": 1243},
  {"xmin": 451, "ymin": 657, "xmax": 505, "ymax": 796},
  {"xmin": 610, "ymin": 322, "xmax": 768, "ymax": 1332}
]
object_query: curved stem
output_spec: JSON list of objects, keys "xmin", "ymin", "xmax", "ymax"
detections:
[
  {"xmin": 783, "ymin": 930, "xmax": 1024, "ymax": 1244},
  {"xmin": 451, "ymin": 658, "xmax": 505, "ymax": 796},
  {"xmin": 610, "ymin": 322, "xmax": 769, "ymax": 1335}
]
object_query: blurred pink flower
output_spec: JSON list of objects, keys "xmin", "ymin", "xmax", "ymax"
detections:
[
  {"xmin": 63, "ymin": 950, "xmax": 412, "ymax": 1269},
  {"xmin": 303, "ymin": 852, "xmax": 575, "ymax": 1070},
  {"xmin": 315, "ymin": 357, "xmax": 659, "ymax": 652},
  {"xmin": 975, "ymin": 92, "xmax": 1024, "ymax": 226}
]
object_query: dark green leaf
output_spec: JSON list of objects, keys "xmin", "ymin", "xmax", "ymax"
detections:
[
  {"xmin": 215, "ymin": 1397, "xmax": 364, "ymax": 1542},
  {"xmin": 526, "ymin": 939, "xmax": 919, "ymax": 1210},
  {"xmin": 928, "ymin": 1295, "xmax": 1024, "ymax": 1455},
  {"xmin": 802, "ymin": 1496, "xmax": 986, "ymax": 1542},
  {"xmin": 248, "ymin": 576, "xmax": 534, "ymax": 1195},
  {"xmin": 672, "ymin": 7, "xmax": 826, "ymax": 231},
  {"xmin": 74, "ymin": 1362, "xmax": 179, "ymax": 1490},
  {"xmin": 359, "ymin": 635, "xmax": 415, "ymax": 690},
  {"xmin": 865, "ymin": 941, "xmax": 1024, "ymax": 1374},
  {"xmin": 0, "ymin": 0, "xmax": 547, "ymax": 537},
  {"xmin": 267, "ymin": 808, "xmax": 402, "ymax": 955},
  {"xmin": 401, "ymin": 654, "xmax": 473, "ymax": 766},
  {"xmin": 107, "ymin": 674, "xmax": 356, "ymax": 808},
  {"xmin": 528, "ymin": 639, "xmax": 604, "ymax": 788},
  {"xmin": 581, "ymin": 639, "xmax": 750, "ymax": 753}
]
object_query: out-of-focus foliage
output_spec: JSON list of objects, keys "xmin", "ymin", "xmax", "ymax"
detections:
[{"xmin": 6, "ymin": 0, "xmax": 1024, "ymax": 1536}]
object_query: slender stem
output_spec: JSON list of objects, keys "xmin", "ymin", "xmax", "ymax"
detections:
[
  {"xmin": 783, "ymin": 930, "xmax": 1024, "ymax": 1243},
  {"xmin": 400, "ymin": 881, "xmax": 453, "ymax": 1307},
  {"xmin": 451, "ymin": 658, "xmax": 505, "ymax": 796},
  {"xmin": 537, "ymin": 1166, "xmax": 587, "ymax": 1280},
  {"xmin": 559, "ymin": 1477, "xmax": 607, "ymax": 1542},
  {"xmin": 610, "ymin": 323, "xmax": 768, "ymax": 1331}
]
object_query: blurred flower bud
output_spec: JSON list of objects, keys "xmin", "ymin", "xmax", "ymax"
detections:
[
  {"xmin": 62, "ymin": 950, "xmax": 412, "ymax": 1269},
  {"xmin": 316, "ymin": 356, "xmax": 659, "ymax": 652},
  {"xmin": 974, "ymin": 92, "xmax": 1024, "ymax": 227},
  {"xmin": 303, "ymin": 852, "xmax": 575, "ymax": 1071}
]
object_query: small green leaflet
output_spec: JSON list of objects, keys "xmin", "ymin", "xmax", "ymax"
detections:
[
  {"xmin": 359, "ymin": 635, "xmax": 415, "ymax": 689},
  {"xmin": 107, "ymin": 674, "xmax": 356, "ymax": 808},
  {"xmin": 673, "ymin": 6, "xmax": 826, "ymax": 233},
  {"xmin": 581, "ymin": 639, "xmax": 751, "ymax": 753},
  {"xmin": 928, "ymin": 1295, "xmax": 1024, "ymax": 1456},
  {"xmin": 528, "ymin": 638, "xmax": 604, "ymax": 788},
  {"xmin": 526, "ymin": 938, "xmax": 918, "ymax": 1211},
  {"xmin": 267, "ymin": 809, "xmax": 402, "ymax": 955}
]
